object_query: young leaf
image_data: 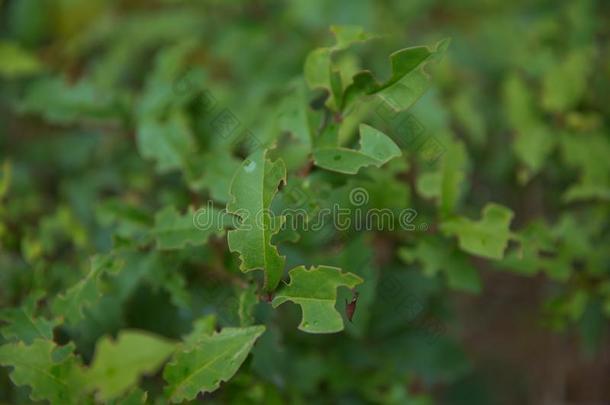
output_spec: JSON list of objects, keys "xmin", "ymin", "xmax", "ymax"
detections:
[
  {"xmin": 441, "ymin": 203, "xmax": 515, "ymax": 260},
  {"xmin": 87, "ymin": 330, "xmax": 176, "ymax": 401},
  {"xmin": 313, "ymin": 124, "xmax": 401, "ymax": 174},
  {"xmin": 163, "ymin": 325, "xmax": 265, "ymax": 402},
  {"xmin": 0, "ymin": 340, "xmax": 86, "ymax": 404},
  {"xmin": 272, "ymin": 265, "xmax": 363, "ymax": 334},
  {"xmin": 226, "ymin": 149, "xmax": 286, "ymax": 291}
]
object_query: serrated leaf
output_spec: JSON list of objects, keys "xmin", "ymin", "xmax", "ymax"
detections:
[
  {"xmin": 226, "ymin": 149, "xmax": 286, "ymax": 291},
  {"xmin": 52, "ymin": 254, "xmax": 123, "ymax": 324},
  {"xmin": 0, "ymin": 340, "xmax": 86, "ymax": 404},
  {"xmin": 441, "ymin": 203, "xmax": 515, "ymax": 260},
  {"xmin": 0, "ymin": 292, "xmax": 59, "ymax": 344},
  {"xmin": 313, "ymin": 124, "xmax": 401, "ymax": 174},
  {"xmin": 163, "ymin": 324, "xmax": 265, "ymax": 402},
  {"xmin": 153, "ymin": 205, "xmax": 226, "ymax": 250},
  {"xmin": 272, "ymin": 265, "xmax": 363, "ymax": 334},
  {"xmin": 87, "ymin": 330, "xmax": 176, "ymax": 401}
]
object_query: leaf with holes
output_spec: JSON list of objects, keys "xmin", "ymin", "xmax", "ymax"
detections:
[
  {"xmin": 226, "ymin": 149, "xmax": 286, "ymax": 291},
  {"xmin": 272, "ymin": 265, "xmax": 363, "ymax": 333},
  {"xmin": 313, "ymin": 124, "xmax": 401, "ymax": 174}
]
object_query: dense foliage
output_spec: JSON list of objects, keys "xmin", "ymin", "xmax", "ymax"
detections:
[{"xmin": 1, "ymin": 0, "xmax": 609, "ymax": 403}]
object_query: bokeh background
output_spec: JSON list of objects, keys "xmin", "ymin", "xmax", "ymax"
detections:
[{"xmin": 1, "ymin": 0, "xmax": 609, "ymax": 404}]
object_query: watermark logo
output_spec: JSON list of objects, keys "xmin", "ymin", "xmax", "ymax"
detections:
[{"xmin": 192, "ymin": 187, "xmax": 426, "ymax": 233}]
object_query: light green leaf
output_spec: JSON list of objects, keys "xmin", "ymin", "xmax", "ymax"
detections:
[
  {"xmin": 88, "ymin": 330, "xmax": 176, "ymax": 401},
  {"xmin": 226, "ymin": 149, "xmax": 286, "ymax": 291},
  {"xmin": 440, "ymin": 140, "xmax": 468, "ymax": 216},
  {"xmin": 52, "ymin": 254, "xmax": 123, "ymax": 324},
  {"xmin": 441, "ymin": 203, "xmax": 515, "ymax": 260},
  {"xmin": 503, "ymin": 74, "xmax": 554, "ymax": 177},
  {"xmin": 272, "ymin": 265, "xmax": 363, "ymax": 334},
  {"xmin": 153, "ymin": 205, "xmax": 226, "ymax": 250},
  {"xmin": 542, "ymin": 48, "xmax": 592, "ymax": 113},
  {"xmin": 182, "ymin": 315, "xmax": 217, "ymax": 347},
  {"xmin": 0, "ymin": 340, "xmax": 86, "ymax": 404},
  {"xmin": 313, "ymin": 124, "xmax": 401, "ymax": 174},
  {"xmin": 136, "ymin": 111, "xmax": 195, "ymax": 173},
  {"xmin": 163, "ymin": 324, "xmax": 265, "ymax": 402},
  {"xmin": 0, "ymin": 292, "xmax": 59, "ymax": 344},
  {"xmin": 0, "ymin": 41, "xmax": 42, "ymax": 78}
]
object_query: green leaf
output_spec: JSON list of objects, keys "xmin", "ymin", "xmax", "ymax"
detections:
[
  {"xmin": 17, "ymin": 77, "xmax": 120, "ymax": 123},
  {"xmin": 226, "ymin": 149, "xmax": 286, "ymax": 291},
  {"xmin": 502, "ymin": 74, "xmax": 554, "ymax": 177},
  {"xmin": 0, "ymin": 41, "xmax": 42, "ymax": 78},
  {"xmin": 52, "ymin": 254, "xmax": 123, "ymax": 324},
  {"xmin": 0, "ymin": 340, "xmax": 86, "ymax": 404},
  {"xmin": 542, "ymin": 48, "xmax": 592, "ymax": 113},
  {"xmin": 304, "ymin": 25, "xmax": 378, "ymax": 99},
  {"xmin": 0, "ymin": 292, "xmax": 59, "ymax": 344},
  {"xmin": 441, "ymin": 203, "xmax": 515, "ymax": 260},
  {"xmin": 272, "ymin": 265, "xmax": 363, "ymax": 334},
  {"xmin": 153, "ymin": 205, "xmax": 225, "ymax": 250},
  {"xmin": 87, "ymin": 330, "xmax": 176, "ymax": 401},
  {"xmin": 313, "ymin": 124, "xmax": 401, "ymax": 174},
  {"xmin": 136, "ymin": 111, "xmax": 195, "ymax": 173},
  {"xmin": 342, "ymin": 39, "xmax": 450, "ymax": 112},
  {"xmin": 163, "ymin": 324, "xmax": 265, "ymax": 402},
  {"xmin": 238, "ymin": 285, "xmax": 258, "ymax": 327},
  {"xmin": 440, "ymin": 140, "xmax": 468, "ymax": 216},
  {"xmin": 399, "ymin": 237, "xmax": 481, "ymax": 293}
]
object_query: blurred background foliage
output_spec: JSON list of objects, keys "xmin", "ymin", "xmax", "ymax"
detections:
[{"xmin": 0, "ymin": 0, "xmax": 609, "ymax": 403}]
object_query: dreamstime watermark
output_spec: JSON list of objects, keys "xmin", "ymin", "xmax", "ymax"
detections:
[{"xmin": 193, "ymin": 187, "xmax": 427, "ymax": 233}]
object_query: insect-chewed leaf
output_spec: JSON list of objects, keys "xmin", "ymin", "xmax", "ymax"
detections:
[
  {"xmin": 0, "ymin": 339, "xmax": 86, "ymax": 404},
  {"xmin": 226, "ymin": 148, "xmax": 286, "ymax": 291},
  {"xmin": 441, "ymin": 203, "xmax": 515, "ymax": 260},
  {"xmin": 87, "ymin": 330, "xmax": 176, "ymax": 401},
  {"xmin": 313, "ymin": 124, "xmax": 400, "ymax": 174},
  {"xmin": 272, "ymin": 265, "xmax": 363, "ymax": 334},
  {"xmin": 342, "ymin": 39, "xmax": 450, "ymax": 112},
  {"xmin": 163, "ymin": 324, "xmax": 265, "ymax": 402}
]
